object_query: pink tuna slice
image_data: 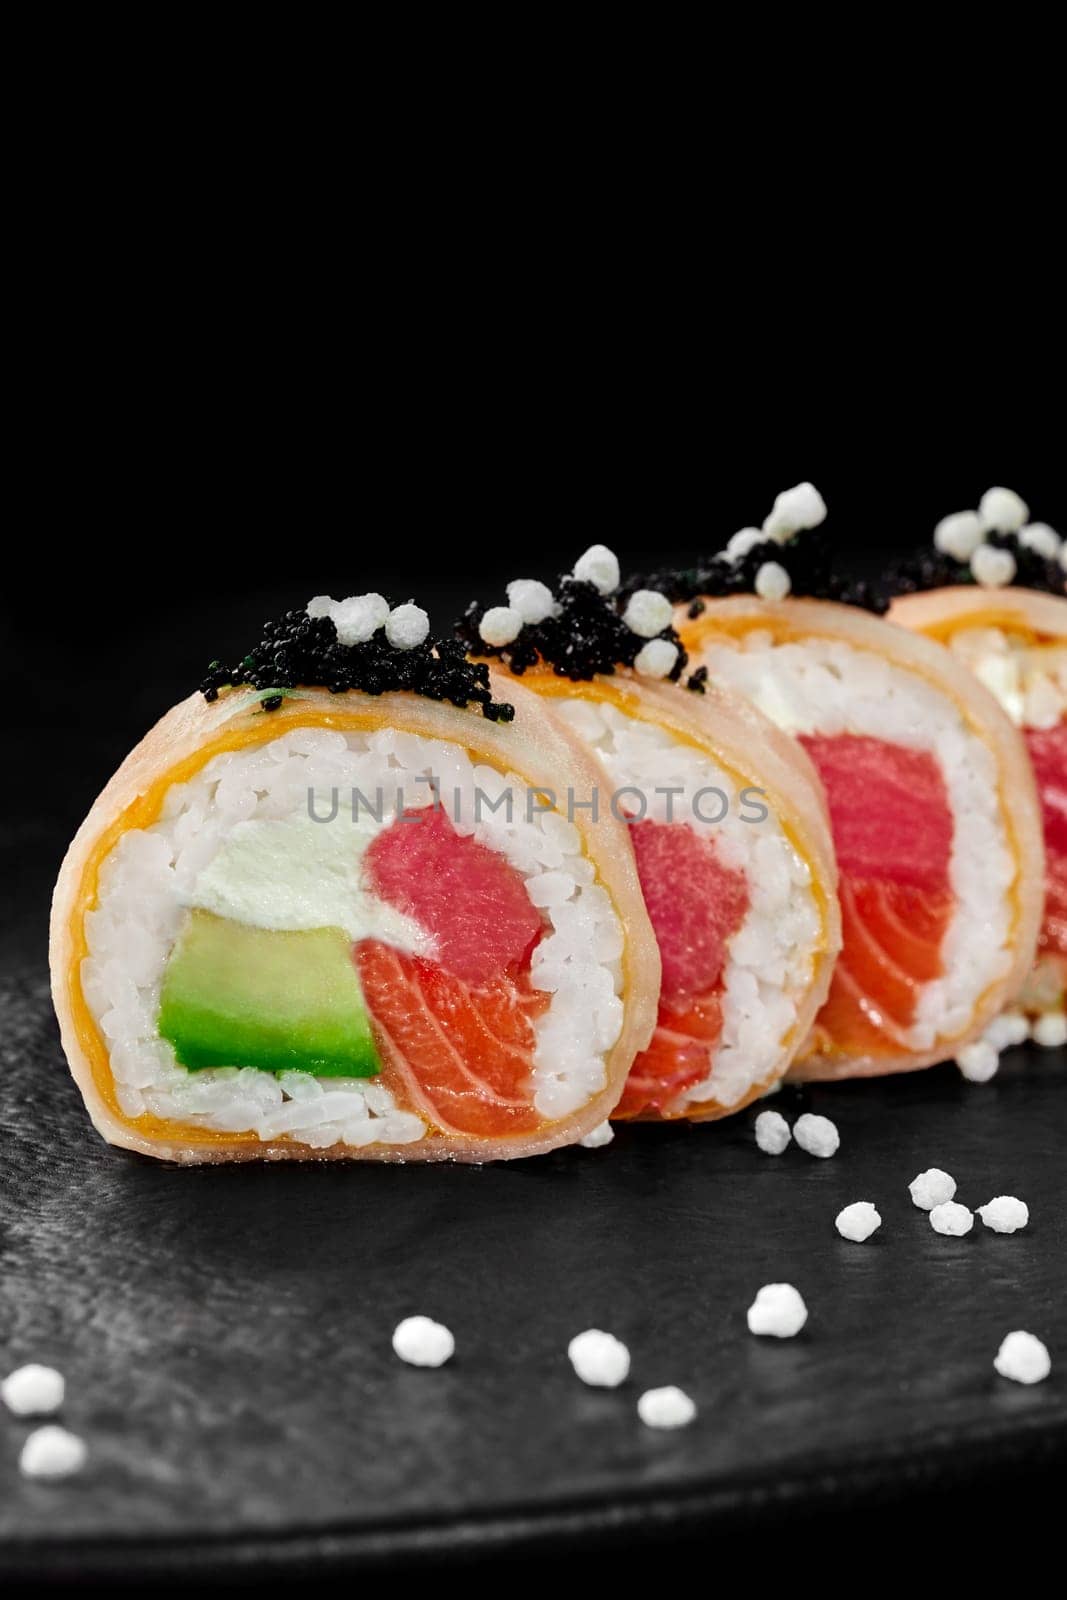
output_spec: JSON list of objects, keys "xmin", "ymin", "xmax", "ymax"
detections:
[{"xmin": 363, "ymin": 807, "xmax": 544, "ymax": 985}]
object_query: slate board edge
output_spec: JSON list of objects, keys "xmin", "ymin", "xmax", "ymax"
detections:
[{"xmin": 5, "ymin": 1412, "xmax": 1066, "ymax": 1582}]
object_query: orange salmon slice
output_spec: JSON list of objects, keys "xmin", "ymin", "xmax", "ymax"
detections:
[{"xmin": 356, "ymin": 943, "xmax": 547, "ymax": 1137}]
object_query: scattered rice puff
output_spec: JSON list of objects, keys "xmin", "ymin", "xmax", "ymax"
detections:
[
  {"xmin": 793, "ymin": 1113, "xmax": 839, "ymax": 1158},
  {"xmin": 957, "ymin": 1039, "xmax": 999, "ymax": 1083},
  {"xmin": 977, "ymin": 1195, "xmax": 1029, "ymax": 1233},
  {"xmin": 568, "ymin": 1329, "xmax": 630, "ymax": 1388},
  {"xmin": 1, "ymin": 1364, "xmax": 65, "ymax": 1418},
  {"xmin": 929, "ymin": 1200, "xmax": 974, "ymax": 1236},
  {"xmin": 835, "ymin": 1201, "xmax": 881, "ymax": 1241},
  {"xmin": 637, "ymin": 1386, "xmax": 696, "ymax": 1428},
  {"xmin": 755, "ymin": 1109, "xmax": 791, "ymax": 1154},
  {"xmin": 392, "ymin": 1316, "xmax": 455, "ymax": 1367},
  {"xmin": 994, "ymin": 1330, "xmax": 1050, "ymax": 1385},
  {"xmin": 19, "ymin": 1426, "xmax": 87, "ymax": 1481},
  {"xmin": 909, "ymin": 1168, "xmax": 956, "ymax": 1209},
  {"xmin": 1033, "ymin": 1012, "xmax": 1067, "ymax": 1049},
  {"xmin": 747, "ymin": 1283, "xmax": 808, "ymax": 1338}
]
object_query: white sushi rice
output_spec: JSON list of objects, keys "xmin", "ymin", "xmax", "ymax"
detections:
[
  {"xmin": 82, "ymin": 726, "xmax": 625, "ymax": 1147},
  {"xmin": 945, "ymin": 626, "xmax": 1067, "ymax": 730},
  {"xmin": 555, "ymin": 698, "xmax": 822, "ymax": 1109},
  {"xmin": 696, "ymin": 634, "xmax": 1016, "ymax": 1056}
]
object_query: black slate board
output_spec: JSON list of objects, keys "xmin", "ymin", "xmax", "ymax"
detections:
[{"xmin": 1, "ymin": 961, "xmax": 1065, "ymax": 1580}]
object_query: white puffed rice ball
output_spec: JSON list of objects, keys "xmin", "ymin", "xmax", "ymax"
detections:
[
  {"xmin": 977, "ymin": 1196, "xmax": 1029, "ymax": 1233},
  {"xmin": 933, "ymin": 512, "xmax": 984, "ymax": 562},
  {"xmin": 726, "ymin": 527, "xmax": 765, "ymax": 563},
  {"xmin": 634, "ymin": 638, "xmax": 679, "ymax": 679},
  {"xmin": 19, "ymin": 1426, "xmax": 87, "ymax": 1480},
  {"xmin": 1032, "ymin": 1011, "xmax": 1067, "ymax": 1048},
  {"xmin": 956, "ymin": 1039, "xmax": 999, "ymax": 1082},
  {"xmin": 835, "ymin": 1201, "xmax": 882, "ymax": 1242},
  {"xmin": 568, "ymin": 1329, "xmax": 630, "ymax": 1387},
  {"xmin": 978, "ymin": 486, "xmax": 1029, "ymax": 534},
  {"xmin": 971, "ymin": 545, "xmax": 1017, "ymax": 589},
  {"xmin": 929, "ymin": 1200, "xmax": 974, "ymax": 1236},
  {"xmin": 793, "ymin": 1112, "xmax": 839, "ymax": 1158},
  {"xmin": 762, "ymin": 481, "xmax": 827, "ymax": 541},
  {"xmin": 392, "ymin": 1316, "xmax": 455, "ymax": 1367},
  {"xmin": 479, "ymin": 605, "xmax": 524, "ymax": 648},
  {"xmin": 580, "ymin": 1121, "xmax": 614, "ymax": 1149},
  {"xmin": 573, "ymin": 544, "xmax": 620, "ymax": 594},
  {"xmin": 747, "ymin": 1283, "xmax": 807, "ymax": 1337},
  {"xmin": 1, "ymin": 1364, "xmax": 66, "ymax": 1417},
  {"xmin": 637, "ymin": 1386, "xmax": 696, "ymax": 1428},
  {"xmin": 306, "ymin": 594, "xmax": 336, "ymax": 619},
  {"xmin": 983, "ymin": 1011, "xmax": 1029, "ymax": 1051},
  {"xmin": 385, "ymin": 603, "xmax": 430, "ymax": 650},
  {"xmin": 754, "ymin": 561, "xmax": 791, "ymax": 601},
  {"xmin": 333, "ymin": 592, "xmax": 390, "ymax": 645},
  {"xmin": 754, "ymin": 1109, "xmax": 790, "ymax": 1155},
  {"xmin": 909, "ymin": 1168, "xmax": 956, "ymax": 1210},
  {"xmin": 506, "ymin": 579, "xmax": 556, "ymax": 624},
  {"xmin": 994, "ymin": 1330, "xmax": 1050, "ymax": 1385},
  {"xmin": 1017, "ymin": 523, "xmax": 1061, "ymax": 559},
  {"xmin": 623, "ymin": 589, "xmax": 673, "ymax": 638}
]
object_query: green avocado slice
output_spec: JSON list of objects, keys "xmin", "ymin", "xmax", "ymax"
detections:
[{"xmin": 158, "ymin": 911, "xmax": 381, "ymax": 1077}]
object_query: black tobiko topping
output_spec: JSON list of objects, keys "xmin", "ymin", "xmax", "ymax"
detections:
[
  {"xmin": 199, "ymin": 609, "xmax": 515, "ymax": 721},
  {"xmin": 455, "ymin": 575, "xmax": 688, "ymax": 684},
  {"xmin": 625, "ymin": 527, "xmax": 889, "ymax": 614},
  {"xmin": 686, "ymin": 665, "xmax": 708, "ymax": 694},
  {"xmin": 885, "ymin": 530, "xmax": 1065, "ymax": 600}
]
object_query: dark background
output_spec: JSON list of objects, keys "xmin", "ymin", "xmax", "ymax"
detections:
[{"xmin": 2, "ymin": 371, "xmax": 1066, "ymax": 1579}]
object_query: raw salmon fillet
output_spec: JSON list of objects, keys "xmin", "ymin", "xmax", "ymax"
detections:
[
  {"xmin": 800, "ymin": 735, "xmax": 954, "ymax": 1055},
  {"xmin": 616, "ymin": 819, "xmax": 749, "ymax": 1117}
]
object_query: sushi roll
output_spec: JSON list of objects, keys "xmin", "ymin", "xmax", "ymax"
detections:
[
  {"xmin": 887, "ymin": 490, "xmax": 1067, "ymax": 1014},
  {"xmin": 658, "ymin": 486, "xmax": 1045, "ymax": 1079},
  {"xmin": 50, "ymin": 601, "xmax": 659, "ymax": 1163},
  {"xmin": 461, "ymin": 558, "xmax": 840, "ymax": 1119}
]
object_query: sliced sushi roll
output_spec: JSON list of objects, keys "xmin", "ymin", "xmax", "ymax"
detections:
[
  {"xmin": 661, "ymin": 487, "xmax": 1045, "ymax": 1079},
  {"xmin": 887, "ymin": 490, "xmax": 1067, "ymax": 1014},
  {"xmin": 461, "ymin": 559, "xmax": 840, "ymax": 1119},
  {"xmin": 50, "ymin": 603, "xmax": 659, "ymax": 1163}
]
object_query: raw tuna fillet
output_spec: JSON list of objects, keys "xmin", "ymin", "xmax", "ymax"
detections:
[
  {"xmin": 364, "ymin": 807, "xmax": 542, "ymax": 984},
  {"xmin": 800, "ymin": 735, "xmax": 954, "ymax": 1054},
  {"xmin": 616, "ymin": 819, "xmax": 749, "ymax": 1117},
  {"xmin": 1024, "ymin": 723, "xmax": 1067, "ymax": 962},
  {"xmin": 359, "ymin": 808, "xmax": 548, "ymax": 1136}
]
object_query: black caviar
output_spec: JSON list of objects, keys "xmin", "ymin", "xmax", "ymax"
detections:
[
  {"xmin": 200, "ymin": 609, "xmax": 515, "ymax": 721},
  {"xmin": 455, "ymin": 575, "xmax": 688, "ymax": 685},
  {"xmin": 625, "ymin": 527, "xmax": 889, "ymax": 614},
  {"xmin": 885, "ymin": 530, "xmax": 1065, "ymax": 600}
]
